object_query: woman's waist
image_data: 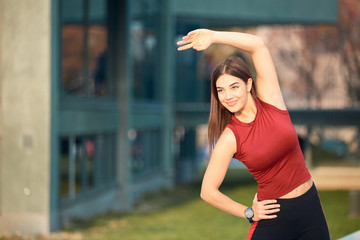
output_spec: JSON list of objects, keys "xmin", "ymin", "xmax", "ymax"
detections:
[
  {"xmin": 278, "ymin": 178, "xmax": 313, "ymax": 199},
  {"xmin": 256, "ymin": 176, "xmax": 312, "ymax": 200}
]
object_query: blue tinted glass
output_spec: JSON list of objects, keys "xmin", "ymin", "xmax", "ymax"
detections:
[
  {"xmin": 131, "ymin": 0, "xmax": 161, "ymax": 100},
  {"xmin": 130, "ymin": 128, "xmax": 161, "ymax": 176},
  {"xmin": 61, "ymin": 0, "xmax": 109, "ymax": 97},
  {"xmin": 59, "ymin": 133, "xmax": 115, "ymax": 200}
]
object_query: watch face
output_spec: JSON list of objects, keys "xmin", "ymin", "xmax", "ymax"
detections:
[{"xmin": 245, "ymin": 208, "xmax": 254, "ymax": 218}]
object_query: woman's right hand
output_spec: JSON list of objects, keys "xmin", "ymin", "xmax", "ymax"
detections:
[
  {"xmin": 252, "ymin": 193, "xmax": 280, "ymax": 222},
  {"xmin": 177, "ymin": 29, "xmax": 215, "ymax": 51}
]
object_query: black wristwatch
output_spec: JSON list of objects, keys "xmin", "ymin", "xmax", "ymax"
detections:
[{"xmin": 244, "ymin": 207, "xmax": 254, "ymax": 223}]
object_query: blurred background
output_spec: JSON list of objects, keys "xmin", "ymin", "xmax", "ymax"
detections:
[{"xmin": 0, "ymin": 0, "xmax": 359, "ymax": 239}]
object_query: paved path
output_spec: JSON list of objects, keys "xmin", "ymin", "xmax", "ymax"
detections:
[
  {"xmin": 338, "ymin": 230, "xmax": 360, "ymax": 240},
  {"xmin": 310, "ymin": 167, "xmax": 360, "ymax": 190}
]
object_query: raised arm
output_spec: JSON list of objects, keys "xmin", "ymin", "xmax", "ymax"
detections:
[{"xmin": 177, "ymin": 29, "xmax": 286, "ymax": 110}]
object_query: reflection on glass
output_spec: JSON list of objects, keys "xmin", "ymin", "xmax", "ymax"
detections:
[
  {"xmin": 85, "ymin": 138, "xmax": 95, "ymax": 188},
  {"xmin": 61, "ymin": 0, "xmax": 109, "ymax": 97},
  {"xmin": 130, "ymin": 128, "xmax": 161, "ymax": 176},
  {"xmin": 59, "ymin": 133, "xmax": 116, "ymax": 200},
  {"xmin": 74, "ymin": 137, "xmax": 84, "ymax": 194},
  {"xmin": 60, "ymin": 137, "xmax": 70, "ymax": 198},
  {"xmin": 131, "ymin": 0, "xmax": 160, "ymax": 101}
]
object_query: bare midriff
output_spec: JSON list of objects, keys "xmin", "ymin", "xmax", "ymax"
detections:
[{"xmin": 279, "ymin": 179, "xmax": 313, "ymax": 199}]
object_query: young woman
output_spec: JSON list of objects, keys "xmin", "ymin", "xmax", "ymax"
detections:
[{"xmin": 177, "ymin": 29, "xmax": 330, "ymax": 240}]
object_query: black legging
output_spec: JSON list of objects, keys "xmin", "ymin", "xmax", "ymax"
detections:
[{"xmin": 247, "ymin": 183, "xmax": 330, "ymax": 240}]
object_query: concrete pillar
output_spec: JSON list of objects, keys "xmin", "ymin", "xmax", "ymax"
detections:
[{"xmin": 0, "ymin": 0, "xmax": 51, "ymax": 234}]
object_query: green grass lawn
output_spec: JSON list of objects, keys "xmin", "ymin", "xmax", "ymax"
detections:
[
  {"xmin": 56, "ymin": 171, "xmax": 359, "ymax": 240},
  {"xmin": 57, "ymin": 146, "xmax": 358, "ymax": 240},
  {"xmin": 1, "ymin": 179, "xmax": 359, "ymax": 239},
  {"xmin": 1, "ymin": 145, "xmax": 359, "ymax": 240},
  {"xmin": 52, "ymin": 183, "xmax": 250, "ymax": 240}
]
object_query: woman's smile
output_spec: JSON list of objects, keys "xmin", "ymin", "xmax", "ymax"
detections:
[{"xmin": 226, "ymin": 100, "xmax": 238, "ymax": 107}]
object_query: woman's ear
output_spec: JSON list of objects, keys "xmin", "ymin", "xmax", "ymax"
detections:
[{"xmin": 247, "ymin": 78, "xmax": 253, "ymax": 92}]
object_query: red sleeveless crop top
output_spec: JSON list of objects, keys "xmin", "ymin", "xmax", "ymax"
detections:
[{"xmin": 226, "ymin": 99, "xmax": 311, "ymax": 200}]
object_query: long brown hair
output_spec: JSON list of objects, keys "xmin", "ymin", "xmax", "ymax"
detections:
[{"xmin": 207, "ymin": 56, "xmax": 256, "ymax": 153}]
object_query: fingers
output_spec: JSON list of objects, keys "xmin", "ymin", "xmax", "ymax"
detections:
[
  {"xmin": 177, "ymin": 31, "xmax": 197, "ymax": 45},
  {"xmin": 177, "ymin": 43, "xmax": 194, "ymax": 51},
  {"xmin": 176, "ymin": 30, "xmax": 200, "ymax": 51},
  {"xmin": 177, "ymin": 41, "xmax": 204, "ymax": 51},
  {"xmin": 258, "ymin": 213, "xmax": 278, "ymax": 220},
  {"xmin": 252, "ymin": 199, "xmax": 281, "ymax": 221},
  {"xmin": 177, "ymin": 29, "xmax": 213, "ymax": 51},
  {"xmin": 177, "ymin": 36, "xmax": 193, "ymax": 45},
  {"xmin": 258, "ymin": 204, "xmax": 280, "ymax": 215},
  {"xmin": 176, "ymin": 37, "xmax": 193, "ymax": 51},
  {"xmin": 262, "ymin": 199, "xmax": 278, "ymax": 205},
  {"xmin": 264, "ymin": 203, "xmax": 281, "ymax": 210},
  {"xmin": 261, "ymin": 204, "xmax": 281, "ymax": 218},
  {"xmin": 183, "ymin": 30, "xmax": 198, "ymax": 40}
]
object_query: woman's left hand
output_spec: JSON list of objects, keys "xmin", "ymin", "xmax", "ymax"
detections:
[
  {"xmin": 177, "ymin": 29, "xmax": 214, "ymax": 51},
  {"xmin": 252, "ymin": 193, "xmax": 280, "ymax": 222}
]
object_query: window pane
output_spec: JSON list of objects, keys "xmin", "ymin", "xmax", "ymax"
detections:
[
  {"xmin": 130, "ymin": 128, "xmax": 161, "ymax": 176},
  {"xmin": 60, "ymin": 137, "xmax": 70, "ymax": 198},
  {"xmin": 61, "ymin": 0, "xmax": 110, "ymax": 97},
  {"xmin": 94, "ymin": 134, "xmax": 116, "ymax": 184},
  {"xmin": 61, "ymin": 0, "xmax": 85, "ymax": 94},
  {"xmin": 131, "ymin": 0, "xmax": 161, "ymax": 100},
  {"xmin": 59, "ymin": 133, "xmax": 116, "ymax": 200},
  {"xmin": 88, "ymin": 0, "xmax": 108, "ymax": 96},
  {"xmin": 85, "ymin": 138, "xmax": 95, "ymax": 188},
  {"xmin": 74, "ymin": 137, "xmax": 83, "ymax": 194},
  {"xmin": 175, "ymin": 24, "xmax": 208, "ymax": 103}
]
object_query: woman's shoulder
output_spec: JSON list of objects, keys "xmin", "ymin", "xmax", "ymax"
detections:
[
  {"xmin": 223, "ymin": 121, "xmax": 241, "ymax": 144},
  {"xmin": 221, "ymin": 127, "xmax": 236, "ymax": 142},
  {"xmin": 214, "ymin": 127, "xmax": 237, "ymax": 154}
]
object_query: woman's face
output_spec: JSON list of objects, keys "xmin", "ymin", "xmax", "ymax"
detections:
[{"xmin": 216, "ymin": 74, "xmax": 252, "ymax": 113}]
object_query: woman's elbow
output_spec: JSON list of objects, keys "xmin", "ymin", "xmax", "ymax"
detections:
[
  {"xmin": 252, "ymin": 37, "xmax": 266, "ymax": 53},
  {"xmin": 200, "ymin": 187, "xmax": 215, "ymax": 202},
  {"xmin": 256, "ymin": 36, "xmax": 265, "ymax": 46},
  {"xmin": 200, "ymin": 189, "xmax": 207, "ymax": 201}
]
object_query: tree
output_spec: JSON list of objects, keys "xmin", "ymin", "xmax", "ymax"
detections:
[
  {"xmin": 338, "ymin": 0, "xmax": 360, "ymax": 107},
  {"xmin": 257, "ymin": 0, "xmax": 360, "ymax": 109}
]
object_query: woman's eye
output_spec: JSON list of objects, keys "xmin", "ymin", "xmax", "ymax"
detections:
[
  {"xmin": 217, "ymin": 89, "xmax": 223, "ymax": 93},
  {"xmin": 232, "ymin": 86, "xmax": 239, "ymax": 90}
]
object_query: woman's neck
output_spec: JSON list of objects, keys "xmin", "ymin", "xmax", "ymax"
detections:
[{"xmin": 234, "ymin": 96, "xmax": 257, "ymax": 123}]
